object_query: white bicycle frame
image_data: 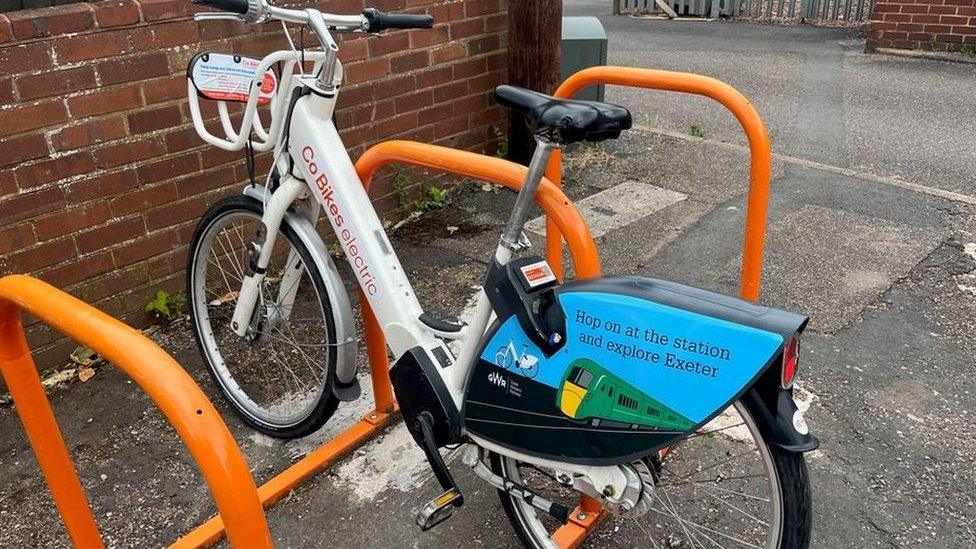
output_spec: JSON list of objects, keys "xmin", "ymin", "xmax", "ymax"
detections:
[{"xmin": 189, "ymin": 5, "xmax": 630, "ymax": 494}]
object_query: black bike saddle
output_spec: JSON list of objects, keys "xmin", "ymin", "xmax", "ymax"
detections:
[{"xmin": 494, "ymin": 85, "xmax": 632, "ymax": 145}]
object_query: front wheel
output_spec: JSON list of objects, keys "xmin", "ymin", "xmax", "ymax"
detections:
[
  {"xmin": 490, "ymin": 400, "xmax": 812, "ymax": 548},
  {"xmin": 186, "ymin": 195, "xmax": 340, "ymax": 438}
]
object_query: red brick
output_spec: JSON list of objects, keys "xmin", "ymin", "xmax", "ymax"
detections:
[
  {"xmin": 76, "ymin": 215, "xmax": 144, "ymax": 253},
  {"xmin": 467, "ymin": 34, "xmax": 499, "ymax": 55},
  {"xmin": 174, "ymin": 165, "xmax": 236, "ymax": 197},
  {"xmin": 136, "ymin": 152, "xmax": 200, "ymax": 184},
  {"xmin": 97, "ymin": 52, "xmax": 171, "ymax": 86},
  {"xmin": 450, "ymin": 18, "xmax": 484, "ymax": 39},
  {"xmin": 0, "ymin": 99, "xmax": 69, "ymax": 137},
  {"xmin": 416, "ymin": 65, "xmax": 453, "ymax": 88},
  {"xmin": 17, "ymin": 66, "xmax": 98, "ymax": 101},
  {"xmin": 94, "ymin": 137, "xmax": 166, "ymax": 169},
  {"xmin": 953, "ymin": 24, "xmax": 976, "ymax": 34},
  {"xmin": 959, "ymin": 6, "xmax": 976, "ymax": 16},
  {"xmin": 54, "ymin": 30, "xmax": 130, "ymax": 63},
  {"xmin": 127, "ymin": 104, "xmax": 183, "ymax": 134},
  {"xmin": 0, "ymin": 134, "xmax": 49, "ymax": 167},
  {"xmin": 146, "ymin": 245, "xmax": 187, "ymax": 279},
  {"xmin": 873, "ymin": 3, "xmax": 902, "ymax": 13},
  {"xmin": 0, "ymin": 223, "xmax": 35, "ymax": 254},
  {"xmin": 110, "ymin": 182, "xmax": 177, "ymax": 216},
  {"xmin": 139, "ymin": 0, "xmax": 188, "ymax": 21},
  {"xmin": 0, "ymin": 170, "xmax": 15, "ymax": 197},
  {"xmin": 197, "ymin": 19, "xmax": 252, "ymax": 41},
  {"xmin": 391, "ymin": 50, "xmax": 429, "ymax": 73},
  {"xmin": 375, "ymin": 110, "xmax": 418, "ymax": 137},
  {"xmin": 52, "ymin": 116, "xmax": 128, "ymax": 152},
  {"xmin": 485, "ymin": 13, "xmax": 506, "ymax": 32},
  {"xmin": 0, "ymin": 186, "xmax": 64, "ymax": 226},
  {"xmin": 112, "ymin": 229, "xmax": 180, "ymax": 267},
  {"xmin": 0, "ymin": 14, "xmax": 11, "ymax": 44},
  {"xmin": 394, "ymin": 89, "xmax": 433, "ymax": 113},
  {"xmin": 130, "ymin": 20, "xmax": 198, "ymax": 50},
  {"xmin": 900, "ymin": 4, "xmax": 930, "ymax": 13},
  {"xmin": 144, "ymin": 74, "xmax": 188, "ymax": 104},
  {"xmin": 92, "ymin": 0, "xmax": 141, "ymax": 28},
  {"xmin": 68, "ymin": 85, "xmax": 142, "ymax": 117},
  {"xmin": 465, "ymin": 0, "xmax": 499, "ymax": 17},
  {"xmin": 198, "ymin": 147, "xmax": 238, "ymax": 169},
  {"xmin": 78, "ymin": 263, "xmax": 150, "ymax": 303},
  {"xmin": 454, "ymin": 57, "xmax": 487, "ymax": 79},
  {"xmin": 145, "ymin": 193, "xmax": 208, "ymax": 230},
  {"xmin": 368, "ymin": 32, "xmax": 410, "ymax": 56},
  {"xmin": 6, "ymin": 237, "xmax": 77, "ymax": 273},
  {"xmin": 924, "ymin": 23, "xmax": 953, "ymax": 32},
  {"xmin": 884, "ymin": 13, "xmax": 913, "ymax": 22},
  {"xmin": 410, "ymin": 26, "xmax": 449, "ymax": 47},
  {"xmin": 941, "ymin": 14, "xmax": 970, "ymax": 24},
  {"xmin": 929, "ymin": 5, "xmax": 959, "ymax": 14},
  {"xmin": 943, "ymin": 0, "xmax": 973, "ymax": 6},
  {"xmin": 7, "ymin": 4, "xmax": 95, "ymax": 41},
  {"xmin": 65, "ymin": 169, "xmax": 135, "ymax": 204},
  {"xmin": 14, "ymin": 152, "xmax": 96, "ymax": 189},
  {"xmin": 37, "ymin": 250, "xmax": 115, "ymax": 289},
  {"xmin": 33, "ymin": 201, "xmax": 111, "ymax": 240},
  {"xmin": 344, "ymin": 57, "xmax": 391, "ymax": 85},
  {"xmin": 896, "ymin": 22, "xmax": 927, "ymax": 32},
  {"xmin": 0, "ymin": 78, "xmax": 13, "ymax": 106},
  {"xmin": 936, "ymin": 32, "xmax": 967, "ymax": 42},
  {"xmin": 0, "ymin": 42, "xmax": 54, "ymax": 75},
  {"xmin": 428, "ymin": 2, "xmax": 466, "ymax": 23},
  {"xmin": 338, "ymin": 36, "xmax": 369, "ymax": 62}
]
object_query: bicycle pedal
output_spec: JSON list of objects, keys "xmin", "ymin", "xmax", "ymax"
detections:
[{"xmin": 416, "ymin": 487, "xmax": 462, "ymax": 531}]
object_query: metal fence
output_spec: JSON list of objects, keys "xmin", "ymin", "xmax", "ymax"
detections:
[
  {"xmin": 741, "ymin": 0, "xmax": 875, "ymax": 22},
  {"xmin": 616, "ymin": 0, "xmax": 875, "ymax": 23}
]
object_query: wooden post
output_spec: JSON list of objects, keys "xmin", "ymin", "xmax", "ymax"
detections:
[
  {"xmin": 507, "ymin": 0, "xmax": 563, "ymax": 166},
  {"xmin": 613, "ymin": 0, "xmax": 622, "ymax": 14}
]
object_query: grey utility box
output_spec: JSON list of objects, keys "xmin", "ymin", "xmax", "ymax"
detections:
[{"xmin": 561, "ymin": 17, "xmax": 607, "ymax": 102}]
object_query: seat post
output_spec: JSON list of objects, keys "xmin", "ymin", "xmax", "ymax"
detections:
[{"xmin": 500, "ymin": 138, "xmax": 557, "ymax": 253}]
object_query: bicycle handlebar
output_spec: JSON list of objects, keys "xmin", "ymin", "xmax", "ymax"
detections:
[
  {"xmin": 362, "ymin": 8, "xmax": 433, "ymax": 32},
  {"xmin": 191, "ymin": 0, "xmax": 250, "ymax": 15},
  {"xmin": 191, "ymin": 0, "xmax": 432, "ymax": 31}
]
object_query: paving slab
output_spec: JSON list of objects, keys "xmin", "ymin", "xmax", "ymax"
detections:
[{"xmin": 525, "ymin": 179, "xmax": 687, "ymax": 237}]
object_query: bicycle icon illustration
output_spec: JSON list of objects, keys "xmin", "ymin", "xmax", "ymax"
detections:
[{"xmin": 494, "ymin": 340, "xmax": 540, "ymax": 379}]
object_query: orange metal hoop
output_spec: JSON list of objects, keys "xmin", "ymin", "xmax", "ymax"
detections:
[
  {"xmin": 0, "ymin": 275, "xmax": 272, "ymax": 549},
  {"xmin": 547, "ymin": 66, "xmax": 773, "ymax": 301}
]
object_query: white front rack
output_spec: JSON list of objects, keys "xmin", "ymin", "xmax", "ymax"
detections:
[{"xmin": 186, "ymin": 50, "xmax": 334, "ymax": 152}]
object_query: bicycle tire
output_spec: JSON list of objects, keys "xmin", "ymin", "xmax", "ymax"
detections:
[{"xmin": 186, "ymin": 195, "xmax": 340, "ymax": 438}]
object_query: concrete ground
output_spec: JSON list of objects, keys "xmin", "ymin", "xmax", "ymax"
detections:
[{"xmin": 3, "ymin": 7, "xmax": 976, "ymax": 548}]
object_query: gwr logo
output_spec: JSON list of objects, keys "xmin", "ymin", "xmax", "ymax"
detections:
[{"xmin": 488, "ymin": 371, "xmax": 507, "ymax": 389}]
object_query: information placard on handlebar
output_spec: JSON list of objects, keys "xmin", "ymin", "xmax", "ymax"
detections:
[{"xmin": 188, "ymin": 52, "xmax": 277, "ymax": 105}]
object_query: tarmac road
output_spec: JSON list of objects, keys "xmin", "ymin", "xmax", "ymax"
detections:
[{"xmin": 2, "ymin": 10, "xmax": 975, "ymax": 549}]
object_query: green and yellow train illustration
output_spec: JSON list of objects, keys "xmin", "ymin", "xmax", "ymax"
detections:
[{"xmin": 556, "ymin": 358, "xmax": 696, "ymax": 431}]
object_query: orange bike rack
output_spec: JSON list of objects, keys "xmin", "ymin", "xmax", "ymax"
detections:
[
  {"xmin": 547, "ymin": 66, "xmax": 773, "ymax": 302},
  {"xmin": 0, "ymin": 275, "xmax": 272, "ymax": 548}
]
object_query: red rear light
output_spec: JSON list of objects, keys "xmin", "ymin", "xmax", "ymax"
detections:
[{"xmin": 781, "ymin": 336, "xmax": 799, "ymax": 389}]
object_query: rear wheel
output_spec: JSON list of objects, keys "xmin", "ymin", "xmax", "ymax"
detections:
[
  {"xmin": 490, "ymin": 400, "xmax": 812, "ymax": 548},
  {"xmin": 186, "ymin": 195, "xmax": 339, "ymax": 438}
]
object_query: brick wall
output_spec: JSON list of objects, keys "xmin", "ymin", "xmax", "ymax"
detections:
[
  {"xmin": 0, "ymin": 0, "xmax": 507, "ymax": 374},
  {"xmin": 867, "ymin": 0, "xmax": 976, "ymax": 52}
]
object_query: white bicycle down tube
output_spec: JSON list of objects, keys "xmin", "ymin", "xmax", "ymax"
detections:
[{"xmin": 288, "ymin": 94, "xmax": 444, "ymax": 362}]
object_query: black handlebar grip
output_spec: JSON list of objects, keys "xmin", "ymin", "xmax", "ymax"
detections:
[
  {"xmin": 362, "ymin": 8, "xmax": 434, "ymax": 32},
  {"xmin": 190, "ymin": 0, "xmax": 250, "ymax": 15}
]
